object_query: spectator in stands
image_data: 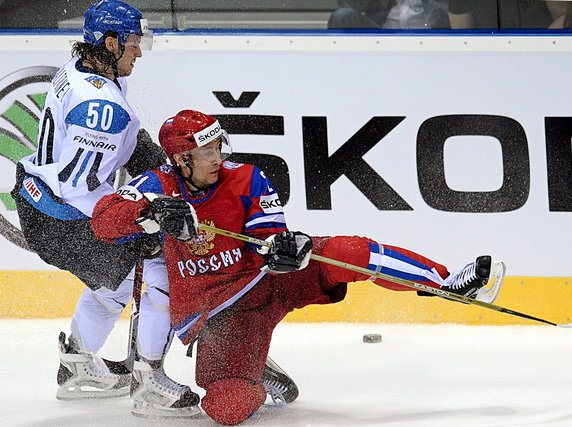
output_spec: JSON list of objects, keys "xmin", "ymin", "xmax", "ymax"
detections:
[
  {"xmin": 328, "ymin": 0, "xmax": 450, "ymax": 29},
  {"xmin": 547, "ymin": 1, "xmax": 571, "ymax": 28},
  {"xmin": 0, "ymin": 0, "xmax": 93, "ymax": 28},
  {"xmin": 448, "ymin": 0, "xmax": 497, "ymax": 29},
  {"xmin": 448, "ymin": 0, "xmax": 567, "ymax": 29}
]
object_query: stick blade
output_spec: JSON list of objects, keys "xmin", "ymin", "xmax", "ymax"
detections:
[
  {"xmin": 475, "ymin": 261, "xmax": 506, "ymax": 304},
  {"xmin": 557, "ymin": 323, "xmax": 572, "ymax": 328}
]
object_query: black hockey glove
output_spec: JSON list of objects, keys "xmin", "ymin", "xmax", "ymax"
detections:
[
  {"xmin": 258, "ymin": 231, "xmax": 313, "ymax": 273},
  {"xmin": 138, "ymin": 233, "xmax": 162, "ymax": 259},
  {"xmin": 124, "ymin": 129, "xmax": 168, "ymax": 177},
  {"xmin": 136, "ymin": 194, "xmax": 198, "ymax": 242}
]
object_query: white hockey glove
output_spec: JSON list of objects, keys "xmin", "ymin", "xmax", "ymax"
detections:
[
  {"xmin": 258, "ymin": 231, "xmax": 313, "ymax": 274},
  {"xmin": 136, "ymin": 193, "xmax": 198, "ymax": 242}
]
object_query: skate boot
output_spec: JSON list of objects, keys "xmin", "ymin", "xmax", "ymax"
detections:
[
  {"xmin": 262, "ymin": 356, "xmax": 299, "ymax": 404},
  {"xmin": 131, "ymin": 359, "xmax": 201, "ymax": 418},
  {"xmin": 442, "ymin": 255, "xmax": 506, "ymax": 304},
  {"xmin": 56, "ymin": 332, "xmax": 131, "ymax": 400}
]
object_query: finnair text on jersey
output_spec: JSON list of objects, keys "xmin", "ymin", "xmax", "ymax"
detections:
[{"xmin": 73, "ymin": 135, "xmax": 117, "ymax": 151}]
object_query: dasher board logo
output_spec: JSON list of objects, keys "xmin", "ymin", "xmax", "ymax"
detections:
[
  {"xmin": 0, "ymin": 66, "xmax": 56, "ymax": 209},
  {"xmin": 0, "ymin": 66, "xmax": 57, "ymax": 250}
]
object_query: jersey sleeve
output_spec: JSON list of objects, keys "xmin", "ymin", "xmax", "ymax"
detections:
[
  {"xmin": 243, "ymin": 166, "xmax": 289, "ymax": 241},
  {"xmin": 91, "ymin": 170, "xmax": 164, "ymax": 243},
  {"xmin": 58, "ymin": 82, "xmax": 140, "ymax": 216}
]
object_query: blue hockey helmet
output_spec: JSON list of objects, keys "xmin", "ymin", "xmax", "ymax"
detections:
[{"xmin": 83, "ymin": 0, "xmax": 153, "ymax": 49}]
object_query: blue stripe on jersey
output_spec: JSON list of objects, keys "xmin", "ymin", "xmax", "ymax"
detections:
[
  {"xmin": 367, "ymin": 242, "xmax": 383, "ymax": 272},
  {"xmin": 245, "ymin": 211, "xmax": 287, "ymax": 230},
  {"xmin": 72, "ymin": 151, "xmax": 93, "ymax": 187},
  {"xmin": 173, "ymin": 272, "xmax": 267, "ymax": 341},
  {"xmin": 245, "ymin": 221, "xmax": 287, "ymax": 232},
  {"xmin": 380, "ymin": 267, "xmax": 435, "ymax": 283},
  {"xmin": 86, "ymin": 152, "xmax": 103, "ymax": 191},
  {"xmin": 240, "ymin": 195, "xmax": 252, "ymax": 212},
  {"xmin": 244, "ymin": 165, "xmax": 286, "ymax": 232},
  {"xmin": 129, "ymin": 171, "xmax": 166, "ymax": 194},
  {"xmin": 180, "ymin": 176, "xmax": 215, "ymax": 203},
  {"xmin": 19, "ymin": 175, "xmax": 87, "ymax": 220},
  {"xmin": 115, "ymin": 232, "xmax": 146, "ymax": 245},
  {"xmin": 173, "ymin": 311, "xmax": 204, "ymax": 341},
  {"xmin": 249, "ymin": 166, "xmax": 271, "ymax": 198},
  {"xmin": 208, "ymin": 271, "xmax": 266, "ymax": 318},
  {"xmin": 58, "ymin": 148, "xmax": 83, "ymax": 183},
  {"xmin": 376, "ymin": 246, "xmax": 436, "ymax": 282},
  {"xmin": 383, "ymin": 247, "xmax": 433, "ymax": 272}
]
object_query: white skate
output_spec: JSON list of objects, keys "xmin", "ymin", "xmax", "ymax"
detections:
[
  {"xmin": 56, "ymin": 332, "xmax": 130, "ymax": 400},
  {"xmin": 131, "ymin": 359, "xmax": 201, "ymax": 418}
]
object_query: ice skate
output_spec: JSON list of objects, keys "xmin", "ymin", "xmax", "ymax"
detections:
[
  {"xmin": 56, "ymin": 332, "xmax": 130, "ymax": 400},
  {"xmin": 131, "ymin": 359, "xmax": 201, "ymax": 418},
  {"xmin": 443, "ymin": 255, "xmax": 505, "ymax": 304},
  {"xmin": 262, "ymin": 356, "xmax": 299, "ymax": 404}
]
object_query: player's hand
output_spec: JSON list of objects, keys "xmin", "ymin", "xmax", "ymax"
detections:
[
  {"xmin": 136, "ymin": 193, "xmax": 198, "ymax": 242},
  {"xmin": 258, "ymin": 231, "xmax": 312, "ymax": 273}
]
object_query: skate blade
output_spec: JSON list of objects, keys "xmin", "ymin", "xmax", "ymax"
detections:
[
  {"xmin": 475, "ymin": 261, "xmax": 506, "ymax": 304},
  {"xmin": 56, "ymin": 385, "xmax": 129, "ymax": 400},
  {"xmin": 263, "ymin": 357, "xmax": 299, "ymax": 404},
  {"xmin": 131, "ymin": 400, "xmax": 202, "ymax": 419}
]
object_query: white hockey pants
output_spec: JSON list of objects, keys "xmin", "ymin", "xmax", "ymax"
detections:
[{"xmin": 71, "ymin": 256, "xmax": 173, "ymax": 361}]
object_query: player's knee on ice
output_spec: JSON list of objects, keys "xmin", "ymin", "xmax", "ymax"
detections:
[{"xmin": 201, "ymin": 378, "xmax": 266, "ymax": 425}]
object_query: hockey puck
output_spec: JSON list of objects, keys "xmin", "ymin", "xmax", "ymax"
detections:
[{"xmin": 363, "ymin": 333, "xmax": 382, "ymax": 343}]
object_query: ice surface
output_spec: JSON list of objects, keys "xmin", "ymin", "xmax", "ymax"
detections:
[{"xmin": 2, "ymin": 319, "xmax": 572, "ymax": 426}]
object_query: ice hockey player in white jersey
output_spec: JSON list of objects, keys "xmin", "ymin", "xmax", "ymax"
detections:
[
  {"xmin": 11, "ymin": 0, "xmax": 299, "ymax": 418},
  {"xmin": 11, "ymin": 0, "xmax": 201, "ymax": 418}
]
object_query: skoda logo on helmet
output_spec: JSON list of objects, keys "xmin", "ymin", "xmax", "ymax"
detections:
[{"xmin": 195, "ymin": 121, "xmax": 222, "ymax": 147}]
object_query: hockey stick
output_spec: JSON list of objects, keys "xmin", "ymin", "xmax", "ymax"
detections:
[
  {"xmin": 125, "ymin": 257, "xmax": 144, "ymax": 371},
  {"xmin": 0, "ymin": 212, "xmax": 30, "ymax": 251},
  {"xmin": 100, "ymin": 257, "xmax": 144, "ymax": 376},
  {"xmin": 198, "ymin": 224, "xmax": 564, "ymax": 327}
]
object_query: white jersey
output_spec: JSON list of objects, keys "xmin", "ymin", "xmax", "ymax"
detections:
[{"xmin": 19, "ymin": 57, "xmax": 140, "ymax": 217}]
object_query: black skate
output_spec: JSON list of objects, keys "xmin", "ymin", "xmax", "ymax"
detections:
[
  {"xmin": 262, "ymin": 356, "xmax": 299, "ymax": 404},
  {"xmin": 442, "ymin": 255, "xmax": 505, "ymax": 303}
]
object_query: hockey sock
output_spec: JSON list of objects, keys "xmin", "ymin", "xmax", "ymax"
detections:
[{"xmin": 320, "ymin": 236, "xmax": 449, "ymax": 292}]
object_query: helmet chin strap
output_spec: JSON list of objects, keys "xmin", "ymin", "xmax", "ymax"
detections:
[
  {"xmin": 112, "ymin": 43, "xmax": 126, "ymax": 79},
  {"xmin": 182, "ymin": 158, "xmax": 210, "ymax": 193}
]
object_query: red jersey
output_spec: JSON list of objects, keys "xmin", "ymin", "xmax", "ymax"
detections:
[{"xmin": 92, "ymin": 161, "xmax": 288, "ymax": 344}]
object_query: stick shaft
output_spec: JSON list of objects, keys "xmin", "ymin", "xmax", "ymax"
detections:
[
  {"xmin": 125, "ymin": 257, "xmax": 144, "ymax": 371},
  {"xmin": 198, "ymin": 224, "xmax": 558, "ymax": 327}
]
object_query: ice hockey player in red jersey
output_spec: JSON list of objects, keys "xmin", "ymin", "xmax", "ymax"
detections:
[{"xmin": 92, "ymin": 109, "xmax": 505, "ymax": 425}]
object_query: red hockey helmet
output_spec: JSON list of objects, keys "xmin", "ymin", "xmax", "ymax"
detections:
[{"xmin": 158, "ymin": 110, "xmax": 231, "ymax": 163}]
